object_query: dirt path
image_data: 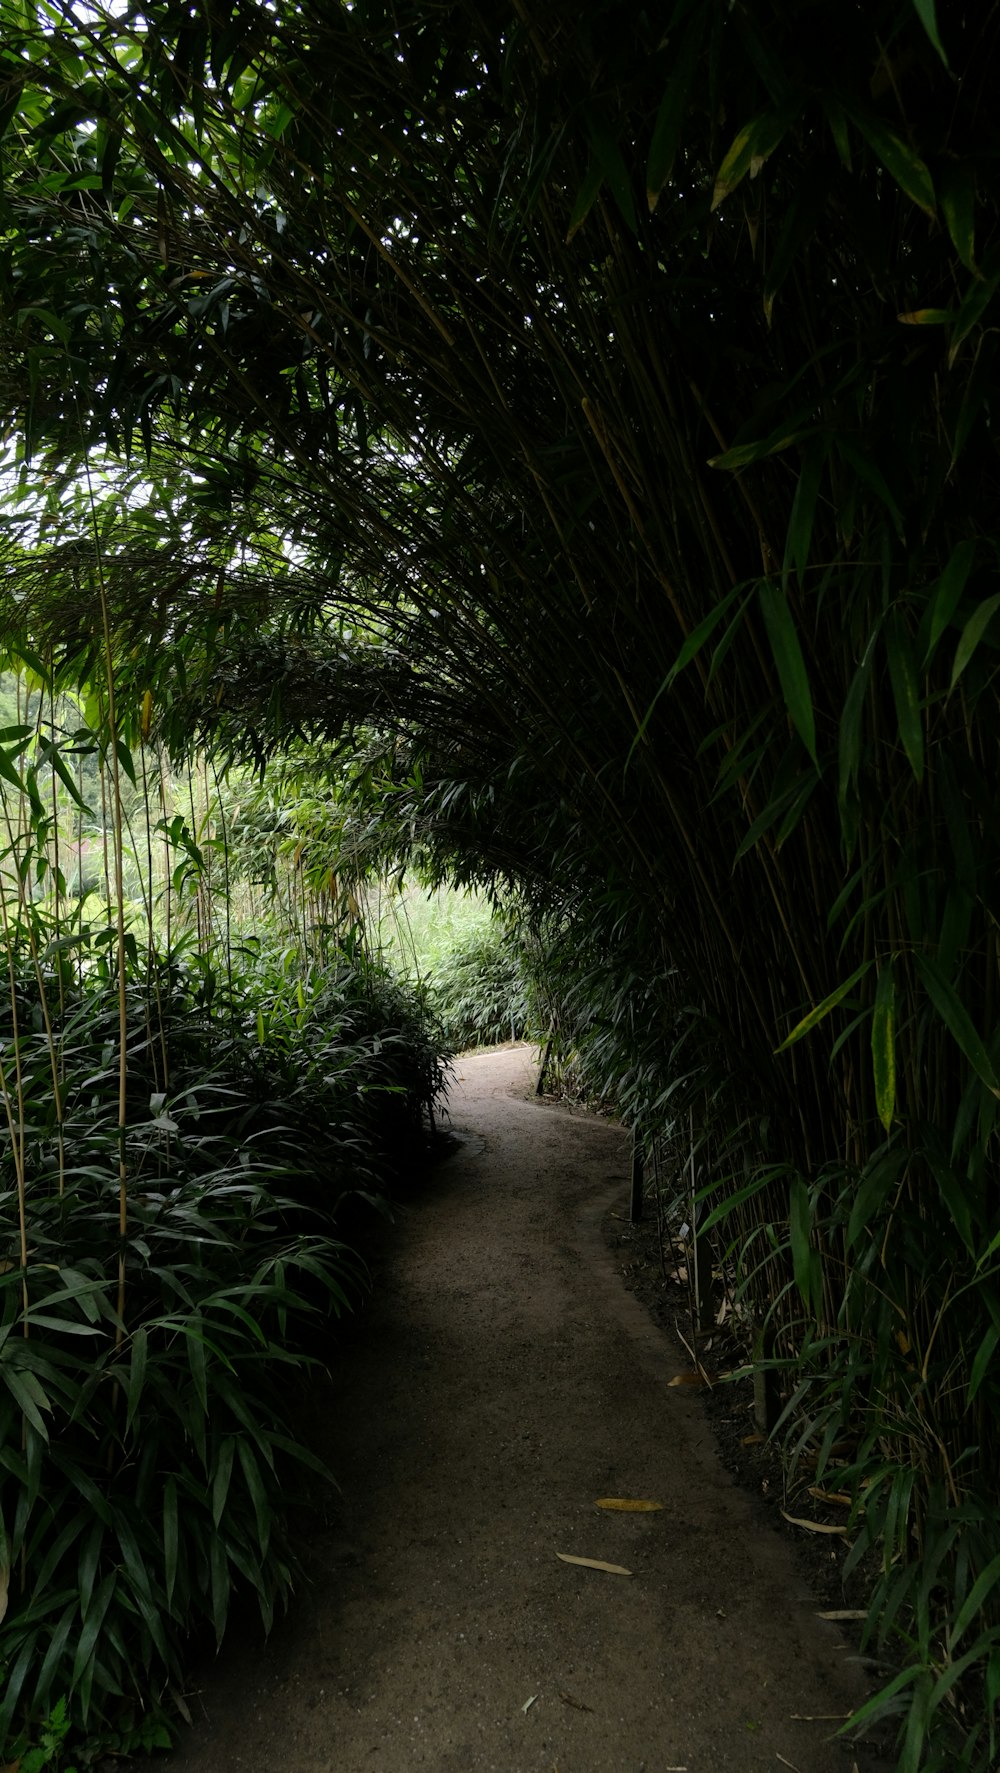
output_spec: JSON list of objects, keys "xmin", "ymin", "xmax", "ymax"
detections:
[{"xmin": 163, "ymin": 1047, "xmax": 885, "ymax": 1773}]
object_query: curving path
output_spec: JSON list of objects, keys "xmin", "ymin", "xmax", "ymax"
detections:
[{"xmin": 162, "ymin": 1046, "xmax": 886, "ymax": 1773}]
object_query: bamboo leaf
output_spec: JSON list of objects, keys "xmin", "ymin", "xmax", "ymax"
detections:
[
  {"xmin": 939, "ymin": 164, "xmax": 976, "ymax": 271},
  {"xmin": 913, "ymin": 953, "xmax": 1000, "ymax": 1097},
  {"xmin": 782, "ymin": 437, "xmax": 828, "ymax": 590},
  {"xmin": 586, "ymin": 112, "xmax": 637, "ymax": 233},
  {"xmin": 911, "ymin": 0, "xmax": 948, "ymax": 67},
  {"xmin": 646, "ymin": 15, "xmax": 703, "ymax": 211},
  {"xmin": 885, "ymin": 614, "xmax": 924, "ymax": 784},
  {"xmin": 949, "ymin": 593, "xmax": 1000, "ymax": 693},
  {"xmin": 897, "ymin": 307, "xmax": 952, "ymax": 326},
  {"xmin": 948, "ymin": 262, "xmax": 1000, "ymax": 365},
  {"xmin": 594, "ymin": 1498, "xmax": 664, "ymax": 1512},
  {"xmin": 709, "ymin": 419, "xmax": 809, "ymax": 470},
  {"xmin": 948, "ymin": 1552, "xmax": 1000, "ymax": 1648},
  {"xmin": 565, "ymin": 154, "xmax": 604, "ymax": 245},
  {"xmin": 968, "ymin": 1327, "xmax": 1000, "ymax": 1405},
  {"xmin": 775, "ymin": 960, "xmax": 872, "ymax": 1053},
  {"xmin": 844, "ymin": 103, "xmax": 936, "ymax": 216},
  {"xmin": 789, "ymin": 1177, "xmax": 813, "ymax": 1307},
  {"xmin": 711, "ymin": 100, "xmax": 802, "ymax": 211},
  {"xmin": 163, "ymin": 1477, "xmax": 179, "ymax": 1613},
  {"xmin": 822, "ymin": 97, "xmax": 852, "ymax": 171},
  {"xmin": 212, "ymin": 1434, "xmax": 236, "ymax": 1528},
  {"xmin": 758, "ymin": 579, "xmax": 817, "ymax": 763},
  {"xmin": 835, "ymin": 440, "xmax": 904, "ymax": 538},
  {"xmin": 556, "ymin": 1552, "xmax": 632, "ymax": 1575},
  {"xmin": 872, "ymin": 960, "xmax": 896, "ymax": 1132},
  {"xmin": 780, "ymin": 1509, "xmax": 849, "ymax": 1536},
  {"xmin": 838, "ymin": 640, "xmax": 875, "ymax": 810},
  {"xmin": 922, "ymin": 539, "xmax": 975, "ymax": 666}
]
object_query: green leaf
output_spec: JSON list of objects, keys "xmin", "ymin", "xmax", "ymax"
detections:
[
  {"xmin": 845, "ymin": 103, "xmax": 936, "ymax": 215},
  {"xmin": 911, "ymin": 0, "xmax": 948, "ymax": 66},
  {"xmin": 913, "ymin": 953, "xmax": 1000, "ymax": 1097},
  {"xmin": 71, "ymin": 1570, "xmax": 117, "ymax": 1685},
  {"xmin": 847, "ymin": 1151, "xmax": 906, "ymax": 1252},
  {"xmin": 35, "ymin": 735, "xmax": 93, "ymax": 814},
  {"xmin": 838, "ymin": 638, "xmax": 875, "ymax": 811},
  {"xmin": 782, "ymin": 437, "xmax": 828, "ymax": 590},
  {"xmin": 775, "ymin": 960, "xmax": 872, "ymax": 1053},
  {"xmin": 872, "ymin": 960, "xmax": 896, "ymax": 1132},
  {"xmin": 565, "ymin": 154, "xmax": 604, "ymax": 245},
  {"xmin": 758, "ymin": 579, "xmax": 817, "ymax": 763},
  {"xmin": 163, "ymin": 1477, "xmax": 179, "ymax": 1612},
  {"xmin": 711, "ymin": 100, "xmax": 802, "ymax": 211},
  {"xmin": 968, "ymin": 1326, "xmax": 1000, "ymax": 1405},
  {"xmin": 646, "ymin": 15, "xmax": 703, "ymax": 211},
  {"xmin": 212, "ymin": 1434, "xmax": 236, "ymax": 1528},
  {"xmin": 789, "ymin": 1176, "xmax": 813, "ymax": 1307},
  {"xmin": 236, "ymin": 1435, "xmax": 272, "ymax": 1559},
  {"xmin": 922, "ymin": 539, "xmax": 975, "ymax": 666},
  {"xmin": 835, "ymin": 440, "xmax": 904, "ymax": 538},
  {"xmin": 885, "ymin": 614, "xmax": 924, "ymax": 783},
  {"xmin": 0, "ymin": 744, "xmax": 25, "ymax": 796},
  {"xmin": 948, "ymin": 262, "xmax": 1000, "ymax": 365},
  {"xmin": 125, "ymin": 1325, "xmax": 148, "ymax": 1434},
  {"xmin": 822, "ymin": 97, "xmax": 852, "ymax": 171},
  {"xmin": 949, "ymin": 593, "xmax": 1000, "ymax": 694},
  {"xmin": 764, "ymin": 164, "xmax": 831, "ymax": 325},
  {"xmin": 938, "ymin": 164, "xmax": 975, "ymax": 271},
  {"xmin": 1, "ymin": 1362, "xmax": 52, "ymax": 1440},
  {"xmin": 585, "ymin": 112, "xmax": 637, "ymax": 233},
  {"xmin": 210, "ymin": 1530, "xmax": 229, "ymax": 1644},
  {"xmin": 949, "ymin": 1552, "xmax": 1000, "ymax": 1649}
]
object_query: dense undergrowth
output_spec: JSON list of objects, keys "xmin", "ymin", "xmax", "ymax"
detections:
[{"xmin": 0, "ymin": 923, "xmax": 445, "ymax": 1762}]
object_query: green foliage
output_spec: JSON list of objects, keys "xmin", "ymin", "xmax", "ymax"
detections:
[
  {"xmin": 0, "ymin": 0, "xmax": 998, "ymax": 1762},
  {"xmin": 429, "ymin": 922, "xmax": 529, "ymax": 1053},
  {"xmin": 0, "ymin": 929, "xmax": 445, "ymax": 1758}
]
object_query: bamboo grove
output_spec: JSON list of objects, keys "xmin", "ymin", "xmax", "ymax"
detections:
[{"xmin": 1, "ymin": 0, "xmax": 999, "ymax": 1764}]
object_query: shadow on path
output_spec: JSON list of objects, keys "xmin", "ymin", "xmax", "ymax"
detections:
[{"xmin": 161, "ymin": 1046, "xmax": 886, "ymax": 1773}]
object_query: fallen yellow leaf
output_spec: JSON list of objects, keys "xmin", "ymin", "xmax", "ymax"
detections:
[
  {"xmin": 807, "ymin": 1485, "xmax": 851, "ymax": 1507},
  {"xmin": 667, "ymin": 1372, "xmax": 708, "ymax": 1387},
  {"xmin": 556, "ymin": 1552, "xmax": 632, "ymax": 1575},
  {"xmin": 780, "ymin": 1509, "xmax": 849, "ymax": 1536},
  {"xmin": 815, "ymin": 1609, "xmax": 867, "ymax": 1621},
  {"xmin": 594, "ymin": 1498, "xmax": 664, "ymax": 1512}
]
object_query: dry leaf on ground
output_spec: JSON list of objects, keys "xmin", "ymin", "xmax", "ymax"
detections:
[
  {"xmin": 815, "ymin": 1608, "xmax": 867, "ymax": 1621},
  {"xmin": 807, "ymin": 1484, "xmax": 851, "ymax": 1506},
  {"xmin": 594, "ymin": 1498, "xmax": 663, "ymax": 1512},
  {"xmin": 667, "ymin": 1372, "xmax": 708, "ymax": 1387},
  {"xmin": 780, "ymin": 1509, "xmax": 849, "ymax": 1535},
  {"xmin": 556, "ymin": 1552, "xmax": 632, "ymax": 1575}
]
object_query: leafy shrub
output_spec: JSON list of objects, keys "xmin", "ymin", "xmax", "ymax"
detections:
[
  {"xmin": 429, "ymin": 924, "xmax": 529, "ymax": 1051},
  {"xmin": 0, "ymin": 935, "xmax": 447, "ymax": 1759}
]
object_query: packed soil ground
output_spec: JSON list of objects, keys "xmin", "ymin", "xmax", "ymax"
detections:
[{"xmin": 161, "ymin": 1046, "xmax": 893, "ymax": 1773}]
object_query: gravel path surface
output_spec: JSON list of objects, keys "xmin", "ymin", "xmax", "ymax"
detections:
[{"xmin": 161, "ymin": 1046, "xmax": 887, "ymax": 1773}]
